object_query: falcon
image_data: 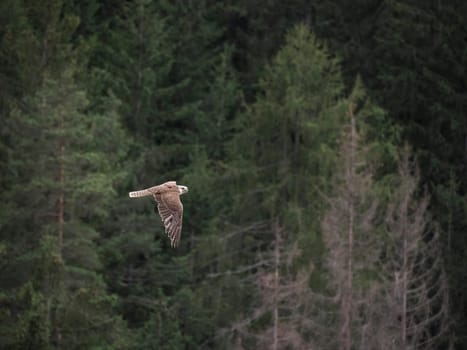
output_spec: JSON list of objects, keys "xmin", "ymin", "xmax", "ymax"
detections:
[{"xmin": 129, "ymin": 181, "xmax": 189, "ymax": 247}]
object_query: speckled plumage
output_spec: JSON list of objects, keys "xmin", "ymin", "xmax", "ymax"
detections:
[{"xmin": 129, "ymin": 181, "xmax": 188, "ymax": 247}]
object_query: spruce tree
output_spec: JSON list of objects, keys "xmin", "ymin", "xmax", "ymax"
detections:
[
  {"xmin": 0, "ymin": 67, "xmax": 129, "ymax": 349},
  {"xmin": 203, "ymin": 24, "xmax": 348, "ymax": 347},
  {"xmin": 379, "ymin": 147, "xmax": 450, "ymax": 350},
  {"xmin": 321, "ymin": 98, "xmax": 381, "ymax": 350},
  {"xmin": 91, "ymin": 3, "xmax": 241, "ymax": 347},
  {"xmin": 311, "ymin": 4, "xmax": 467, "ymax": 342}
]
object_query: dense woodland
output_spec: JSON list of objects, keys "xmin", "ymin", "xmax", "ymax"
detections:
[{"xmin": 0, "ymin": 1, "xmax": 466, "ymax": 349}]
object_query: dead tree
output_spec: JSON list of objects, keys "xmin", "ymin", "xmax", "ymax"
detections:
[
  {"xmin": 254, "ymin": 221, "xmax": 315, "ymax": 350},
  {"xmin": 214, "ymin": 220, "xmax": 316, "ymax": 350},
  {"xmin": 321, "ymin": 103, "xmax": 380, "ymax": 350},
  {"xmin": 380, "ymin": 147, "xmax": 450, "ymax": 350}
]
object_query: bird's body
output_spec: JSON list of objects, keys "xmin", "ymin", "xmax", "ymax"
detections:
[{"xmin": 129, "ymin": 181, "xmax": 188, "ymax": 247}]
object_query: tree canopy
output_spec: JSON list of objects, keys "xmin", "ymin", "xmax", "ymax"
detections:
[{"xmin": 1, "ymin": 1, "xmax": 465, "ymax": 349}]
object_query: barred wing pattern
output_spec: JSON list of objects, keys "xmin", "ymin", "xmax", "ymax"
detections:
[
  {"xmin": 129, "ymin": 181, "xmax": 187, "ymax": 248},
  {"xmin": 155, "ymin": 192, "xmax": 183, "ymax": 248},
  {"xmin": 128, "ymin": 185, "xmax": 161, "ymax": 198}
]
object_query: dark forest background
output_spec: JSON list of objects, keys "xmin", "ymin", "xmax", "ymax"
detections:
[{"xmin": 1, "ymin": 1, "xmax": 466, "ymax": 349}]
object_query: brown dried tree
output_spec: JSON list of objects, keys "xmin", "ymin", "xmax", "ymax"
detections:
[
  {"xmin": 376, "ymin": 147, "xmax": 451, "ymax": 350},
  {"xmin": 321, "ymin": 103, "xmax": 380, "ymax": 350},
  {"xmin": 220, "ymin": 220, "xmax": 316, "ymax": 350}
]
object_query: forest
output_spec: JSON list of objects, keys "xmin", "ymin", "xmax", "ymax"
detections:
[{"xmin": 0, "ymin": 1, "xmax": 466, "ymax": 349}]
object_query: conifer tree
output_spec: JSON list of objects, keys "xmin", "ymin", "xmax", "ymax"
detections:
[
  {"xmin": 91, "ymin": 3, "xmax": 241, "ymax": 346},
  {"xmin": 0, "ymin": 67, "xmax": 129, "ymax": 349},
  {"xmin": 311, "ymin": 4, "xmax": 467, "ymax": 341},
  {"xmin": 378, "ymin": 147, "xmax": 450, "ymax": 350},
  {"xmin": 321, "ymin": 99, "xmax": 381, "ymax": 350},
  {"xmin": 0, "ymin": 0, "xmax": 83, "ymax": 211},
  {"xmin": 206, "ymin": 24, "xmax": 350, "ymax": 348}
]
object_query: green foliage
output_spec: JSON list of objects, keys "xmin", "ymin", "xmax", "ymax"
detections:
[
  {"xmin": 219, "ymin": 0, "xmax": 315, "ymax": 99},
  {"xmin": 1, "ymin": 1, "xmax": 466, "ymax": 348},
  {"xmin": 0, "ymin": 65, "xmax": 130, "ymax": 348},
  {"xmin": 133, "ymin": 304, "xmax": 183, "ymax": 350},
  {"xmin": 230, "ymin": 24, "xmax": 345, "ymax": 237},
  {"xmin": 311, "ymin": 2, "xmax": 467, "ymax": 344},
  {"xmin": 0, "ymin": 0, "xmax": 84, "ymax": 107},
  {"xmin": 190, "ymin": 25, "xmax": 347, "ymax": 347},
  {"xmin": 12, "ymin": 283, "xmax": 50, "ymax": 350}
]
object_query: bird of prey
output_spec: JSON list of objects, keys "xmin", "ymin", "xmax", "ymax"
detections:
[{"xmin": 129, "ymin": 181, "xmax": 189, "ymax": 247}]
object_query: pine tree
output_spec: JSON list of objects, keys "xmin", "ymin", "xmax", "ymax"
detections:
[
  {"xmin": 311, "ymin": 4, "xmax": 467, "ymax": 343},
  {"xmin": 321, "ymin": 99, "xmax": 381, "ymax": 350},
  {"xmin": 91, "ymin": 3, "xmax": 241, "ymax": 347},
  {"xmin": 0, "ymin": 0, "xmax": 83, "ymax": 208},
  {"xmin": 0, "ymin": 0, "xmax": 79, "ymax": 107},
  {"xmin": 0, "ymin": 67, "xmax": 129, "ymax": 349},
  {"xmin": 201, "ymin": 24, "xmax": 350, "ymax": 348},
  {"xmin": 229, "ymin": 23, "xmax": 345, "ymax": 232},
  {"xmin": 218, "ymin": 0, "xmax": 314, "ymax": 100},
  {"xmin": 378, "ymin": 147, "xmax": 450, "ymax": 350}
]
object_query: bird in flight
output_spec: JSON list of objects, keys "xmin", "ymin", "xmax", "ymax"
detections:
[{"xmin": 129, "ymin": 181, "xmax": 189, "ymax": 247}]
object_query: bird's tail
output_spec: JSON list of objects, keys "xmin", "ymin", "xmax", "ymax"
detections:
[{"xmin": 129, "ymin": 189, "xmax": 151, "ymax": 198}]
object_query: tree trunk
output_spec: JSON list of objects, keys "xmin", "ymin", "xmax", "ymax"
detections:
[
  {"xmin": 56, "ymin": 136, "xmax": 65, "ymax": 350},
  {"xmin": 401, "ymin": 229, "xmax": 407, "ymax": 350},
  {"xmin": 58, "ymin": 141, "xmax": 65, "ymax": 252},
  {"xmin": 343, "ymin": 200, "xmax": 354, "ymax": 350},
  {"xmin": 342, "ymin": 103, "xmax": 356, "ymax": 350},
  {"xmin": 272, "ymin": 220, "xmax": 280, "ymax": 350}
]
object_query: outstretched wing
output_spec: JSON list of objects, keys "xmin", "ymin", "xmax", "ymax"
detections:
[
  {"xmin": 129, "ymin": 184, "xmax": 163, "ymax": 198},
  {"xmin": 154, "ymin": 191, "xmax": 183, "ymax": 247}
]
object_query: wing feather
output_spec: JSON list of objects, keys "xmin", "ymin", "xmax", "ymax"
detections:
[
  {"xmin": 129, "ymin": 184, "xmax": 164, "ymax": 198},
  {"xmin": 154, "ymin": 192, "xmax": 184, "ymax": 247}
]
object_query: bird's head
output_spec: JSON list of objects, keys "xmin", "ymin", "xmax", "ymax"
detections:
[{"xmin": 178, "ymin": 185, "xmax": 189, "ymax": 195}]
